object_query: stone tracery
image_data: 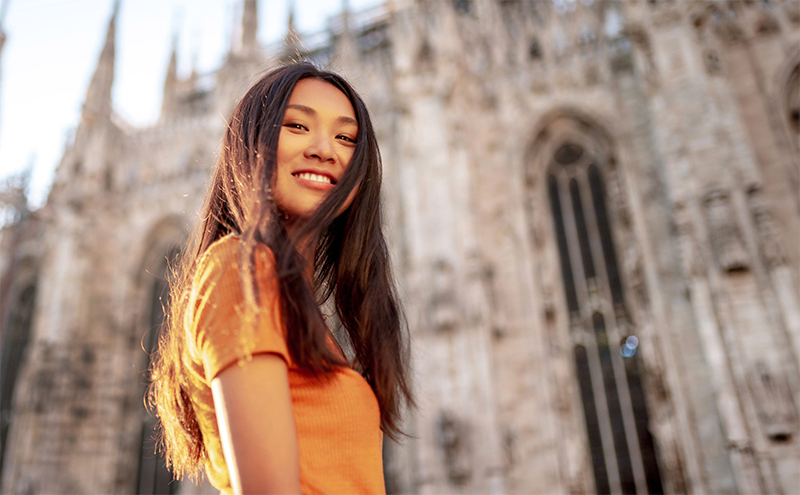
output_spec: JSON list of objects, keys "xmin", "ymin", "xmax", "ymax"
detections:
[{"xmin": 531, "ymin": 113, "xmax": 664, "ymax": 494}]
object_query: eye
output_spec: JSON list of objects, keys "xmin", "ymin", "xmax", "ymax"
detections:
[
  {"xmin": 283, "ymin": 122, "xmax": 308, "ymax": 131},
  {"xmin": 337, "ymin": 134, "xmax": 357, "ymax": 144}
]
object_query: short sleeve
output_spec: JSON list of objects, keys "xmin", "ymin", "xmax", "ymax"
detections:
[{"xmin": 188, "ymin": 235, "xmax": 291, "ymax": 381}]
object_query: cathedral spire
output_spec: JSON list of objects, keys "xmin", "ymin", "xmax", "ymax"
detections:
[
  {"xmin": 83, "ymin": 0, "xmax": 118, "ymax": 121},
  {"xmin": 342, "ymin": 0, "xmax": 351, "ymax": 31},
  {"xmin": 287, "ymin": 0, "xmax": 296, "ymax": 36},
  {"xmin": 337, "ymin": 0, "xmax": 359, "ymax": 78},
  {"xmin": 0, "ymin": 0, "xmax": 11, "ymax": 135},
  {"xmin": 166, "ymin": 34, "xmax": 178, "ymax": 83},
  {"xmin": 282, "ymin": 0, "xmax": 302, "ymax": 59},
  {"xmin": 0, "ymin": 0, "xmax": 9, "ymax": 56},
  {"xmin": 189, "ymin": 43, "xmax": 198, "ymax": 84},
  {"xmin": 241, "ymin": 0, "xmax": 258, "ymax": 54},
  {"xmin": 161, "ymin": 33, "xmax": 178, "ymax": 116}
]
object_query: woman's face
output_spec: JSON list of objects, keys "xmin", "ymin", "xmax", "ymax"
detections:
[{"xmin": 274, "ymin": 78, "xmax": 359, "ymax": 226}]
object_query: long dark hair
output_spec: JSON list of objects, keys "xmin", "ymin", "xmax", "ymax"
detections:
[{"xmin": 149, "ymin": 62, "xmax": 414, "ymax": 479}]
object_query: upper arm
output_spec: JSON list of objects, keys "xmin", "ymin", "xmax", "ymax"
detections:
[
  {"xmin": 193, "ymin": 238, "xmax": 299, "ymax": 493},
  {"xmin": 211, "ymin": 353, "xmax": 301, "ymax": 495}
]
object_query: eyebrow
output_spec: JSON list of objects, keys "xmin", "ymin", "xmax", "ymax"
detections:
[{"xmin": 286, "ymin": 104, "xmax": 358, "ymax": 127}]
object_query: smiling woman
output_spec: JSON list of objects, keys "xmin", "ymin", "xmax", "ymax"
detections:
[
  {"xmin": 148, "ymin": 62, "xmax": 414, "ymax": 495},
  {"xmin": 274, "ymin": 78, "xmax": 359, "ymax": 226}
]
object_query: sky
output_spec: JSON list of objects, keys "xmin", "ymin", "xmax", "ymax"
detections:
[{"xmin": 0, "ymin": 0, "xmax": 383, "ymax": 207}]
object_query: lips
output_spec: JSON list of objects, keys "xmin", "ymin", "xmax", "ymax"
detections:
[
  {"xmin": 291, "ymin": 169, "xmax": 337, "ymax": 185},
  {"xmin": 291, "ymin": 169, "xmax": 337, "ymax": 192}
]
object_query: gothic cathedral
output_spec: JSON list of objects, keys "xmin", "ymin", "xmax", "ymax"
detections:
[{"xmin": 1, "ymin": 1, "xmax": 798, "ymax": 493}]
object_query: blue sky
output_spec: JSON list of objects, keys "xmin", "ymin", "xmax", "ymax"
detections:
[{"xmin": 0, "ymin": 0, "xmax": 382, "ymax": 206}]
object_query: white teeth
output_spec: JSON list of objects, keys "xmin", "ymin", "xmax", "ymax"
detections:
[{"xmin": 295, "ymin": 172, "xmax": 332, "ymax": 184}]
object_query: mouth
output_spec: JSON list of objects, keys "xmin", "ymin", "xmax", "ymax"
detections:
[{"xmin": 292, "ymin": 171, "xmax": 336, "ymax": 185}]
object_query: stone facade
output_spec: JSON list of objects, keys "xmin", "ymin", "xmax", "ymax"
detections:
[{"xmin": 1, "ymin": 0, "xmax": 798, "ymax": 493}]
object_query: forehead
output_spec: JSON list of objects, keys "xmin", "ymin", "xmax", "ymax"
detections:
[{"xmin": 287, "ymin": 78, "xmax": 356, "ymax": 121}]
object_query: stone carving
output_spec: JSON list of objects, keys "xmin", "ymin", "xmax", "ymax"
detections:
[
  {"xmin": 609, "ymin": 42, "xmax": 635, "ymax": 75},
  {"xmin": 528, "ymin": 37, "xmax": 542, "ymax": 61},
  {"xmin": 755, "ymin": 11, "xmax": 781, "ymax": 36},
  {"xmin": 606, "ymin": 167, "xmax": 631, "ymax": 227},
  {"xmin": 750, "ymin": 197, "xmax": 788, "ymax": 269},
  {"xmin": 692, "ymin": 1, "xmax": 750, "ymax": 39},
  {"xmin": 11, "ymin": 340, "xmax": 119, "ymax": 472},
  {"xmin": 584, "ymin": 64, "xmax": 600, "ymax": 87},
  {"xmin": 529, "ymin": 212, "xmax": 545, "ymax": 249},
  {"xmin": 650, "ymin": 4, "xmax": 682, "ymax": 28},
  {"xmin": 417, "ymin": 37, "xmax": 435, "ymax": 73},
  {"xmin": 534, "ymin": 259, "xmax": 557, "ymax": 323},
  {"xmin": 542, "ymin": 281, "xmax": 557, "ymax": 322},
  {"xmin": 623, "ymin": 242, "xmax": 649, "ymax": 307},
  {"xmin": 624, "ymin": 26, "xmax": 660, "ymax": 87},
  {"xmin": 748, "ymin": 362, "xmax": 797, "ymax": 441},
  {"xmin": 785, "ymin": 0, "xmax": 800, "ymax": 25},
  {"xmin": 713, "ymin": 19, "xmax": 746, "ymax": 45},
  {"xmin": 437, "ymin": 410, "xmax": 472, "ymax": 486},
  {"xmin": 464, "ymin": 250, "xmax": 496, "ymax": 332},
  {"xmin": 502, "ymin": 427, "xmax": 516, "ymax": 469},
  {"xmin": 704, "ymin": 189, "xmax": 750, "ymax": 272},
  {"xmin": 429, "ymin": 258, "xmax": 459, "ymax": 332},
  {"xmin": 704, "ymin": 49, "xmax": 722, "ymax": 76},
  {"xmin": 674, "ymin": 202, "xmax": 706, "ymax": 278}
]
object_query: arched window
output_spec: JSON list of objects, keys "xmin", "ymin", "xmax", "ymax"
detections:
[
  {"xmin": 136, "ymin": 245, "xmax": 181, "ymax": 495},
  {"xmin": 547, "ymin": 135, "xmax": 663, "ymax": 494},
  {"xmin": 1, "ymin": 284, "xmax": 37, "ymax": 475}
]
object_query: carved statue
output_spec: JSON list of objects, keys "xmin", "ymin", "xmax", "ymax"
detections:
[
  {"xmin": 750, "ymin": 197, "xmax": 788, "ymax": 269},
  {"xmin": 704, "ymin": 189, "xmax": 750, "ymax": 272},
  {"xmin": 437, "ymin": 410, "xmax": 472, "ymax": 486},
  {"xmin": 749, "ymin": 362, "xmax": 797, "ymax": 441},
  {"xmin": 674, "ymin": 201, "xmax": 706, "ymax": 278},
  {"xmin": 429, "ymin": 258, "xmax": 459, "ymax": 332}
]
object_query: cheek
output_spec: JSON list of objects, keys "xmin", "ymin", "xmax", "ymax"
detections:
[
  {"xmin": 272, "ymin": 146, "xmax": 292, "ymax": 201},
  {"xmin": 275, "ymin": 137, "xmax": 300, "ymax": 188},
  {"xmin": 276, "ymin": 134, "xmax": 290, "ymax": 168},
  {"xmin": 342, "ymin": 148, "xmax": 356, "ymax": 169}
]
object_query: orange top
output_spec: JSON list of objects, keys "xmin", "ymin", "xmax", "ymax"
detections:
[{"xmin": 184, "ymin": 235, "xmax": 385, "ymax": 495}]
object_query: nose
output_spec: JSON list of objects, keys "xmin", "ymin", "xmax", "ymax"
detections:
[{"xmin": 304, "ymin": 133, "xmax": 336, "ymax": 164}]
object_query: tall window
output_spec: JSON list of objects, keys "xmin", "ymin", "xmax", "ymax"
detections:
[
  {"xmin": 547, "ymin": 138, "xmax": 663, "ymax": 494},
  {"xmin": 137, "ymin": 246, "xmax": 181, "ymax": 495},
  {"xmin": 0, "ymin": 284, "xmax": 36, "ymax": 476}
]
